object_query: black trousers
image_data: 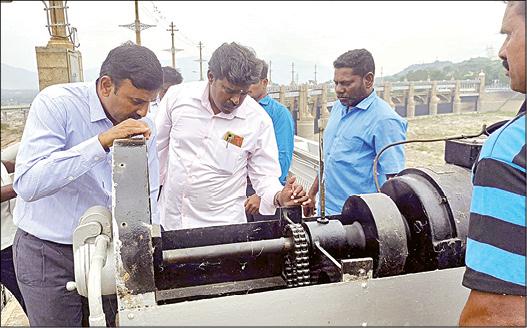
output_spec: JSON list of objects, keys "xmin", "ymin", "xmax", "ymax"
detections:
[
  {"xmin": 13, "ymin": 228, "xmax": 117, "ymax": 327},
  {"xmin": 1, "ymin": 245, "xmax": 26, "ymax": 313}
]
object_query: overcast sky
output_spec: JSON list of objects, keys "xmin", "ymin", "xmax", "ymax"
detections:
[{"xmin": 1, "ymin": 1, "xmax": 506, "ymax": 84}]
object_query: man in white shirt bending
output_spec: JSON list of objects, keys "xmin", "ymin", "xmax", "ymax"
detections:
[{"xmin": 156, "ymin": 42, "xmax": 310, "ymax": 230}]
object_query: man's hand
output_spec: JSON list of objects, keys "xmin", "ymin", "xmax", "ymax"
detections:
[
  {"xmin": 278, "ymin": 176, "xmax": 311, "ymax": 207},
  {"xmin": 245, "ymin": 194, "xmax": 261, "ymax": 215},
  {"xmin": 303, "ymin": 190, "xmax": 317, "ymax": 217},
  {"xmin": 1, "ymin": 184, "xmax": 16, "ymax": 203},
  {"xmin": 98, "ymin": 118, "xmax": 151, "ymax": 151},
  {"xmin": 303, "ymin": 177, "xmax": 318, "ymax": 217},
  {"xmin": 1, "ymin": 160, "xmax": 15, "ymax": 174}
]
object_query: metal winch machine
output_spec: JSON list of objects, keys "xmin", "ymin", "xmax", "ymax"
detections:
[{"xmin": 68, "ymin": 137, "xmax": 483, "ymax": 326}]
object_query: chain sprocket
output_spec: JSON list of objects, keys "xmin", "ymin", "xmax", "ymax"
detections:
[{"xmin": 282, "ymin": 223, "xmax": 310, "ymax": 287}]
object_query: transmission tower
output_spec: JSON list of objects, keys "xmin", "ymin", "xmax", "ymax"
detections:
[
  {"xmin": 118, "ymin": 0, "xmax": 155, "ymax": 45},
  {"xmin": 194, "ymin": 41, "xmax": 206, "ymax": 81},
  {"xmin": 164, "ymin": 22, "xmax": 183, "ymax": 68}
]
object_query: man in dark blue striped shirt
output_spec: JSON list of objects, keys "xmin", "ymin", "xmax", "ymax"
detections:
[{"xmin": 459, "ymin": 1, "xmax": 526, "ymax": 326}]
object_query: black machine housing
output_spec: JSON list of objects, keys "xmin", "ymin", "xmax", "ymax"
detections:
[{"xmin": 116, "ymin": 138, "xmax": 482, "ymax": 305}]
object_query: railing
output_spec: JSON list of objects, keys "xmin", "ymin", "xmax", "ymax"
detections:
[
  {"xmin": 1, "ymin": 105, "xmax": 31, "ymax": 128},
  {"xmin": 289, "ymin": 136, "xmax": 319, "ymax": 192}
]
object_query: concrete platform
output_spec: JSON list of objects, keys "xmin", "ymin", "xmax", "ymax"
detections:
[{"xmin": 1, "ymin": 298, "xmax": 29, "ymax": 326}]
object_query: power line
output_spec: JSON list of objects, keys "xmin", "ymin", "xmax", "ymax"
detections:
[
  {"xmin": 148, "ymin": 1, "xmax": 199, "ymax": 47},
  {"xmin": 139, "ymin": 1, "xmax": 159, "ymax": 24}
]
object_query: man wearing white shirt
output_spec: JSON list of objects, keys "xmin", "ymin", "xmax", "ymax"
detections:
[{"xmin": 156, "ymin": 42, "xmax": 310, "ymax": 230}]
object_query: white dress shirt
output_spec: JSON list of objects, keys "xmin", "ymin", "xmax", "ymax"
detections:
[{"xmin": 156, "ymin": 81, "xmax": 284, "ymax": 230}]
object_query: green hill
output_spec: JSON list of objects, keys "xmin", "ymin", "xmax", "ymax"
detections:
[{"xmin": 386, "ymin": 57, "xmax": 507, "ymax": 84}]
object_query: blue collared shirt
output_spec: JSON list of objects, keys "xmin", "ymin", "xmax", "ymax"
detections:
[
  {"xmin": 148, "ymin": 99, "xmax": 160, "ymax": 120},
  {"xmin": 12, "ymin": 81, "xmax": 160, "ymax": 244},
  {"xmin": 258, "ymin": 95, "xmax": 295, "ymax": 185},
  {"xmin": 322, "ymin": 90, "xmax": 407, "ymax": 215}
]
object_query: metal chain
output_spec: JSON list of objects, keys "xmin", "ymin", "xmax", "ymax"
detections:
[{"xmin": 282, "ymin": 224, "xmax": 310, "ymax": 287}]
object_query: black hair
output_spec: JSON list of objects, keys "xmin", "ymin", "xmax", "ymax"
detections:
[
  {"xmin": 333, "ymin": 49, "xmax": 375, "ymax": 77},
  {"xmin": 259, "ymin": 60, "xmax": 269, "ymax": 80},
  {"xmin": 99, "ymin": 42, "xmax": 163, "ymax": 91},
  {"xmin": 162, "ymin": 66, "xmax": 183, "ymax": 85},
  {"xmin": 208, "ymin": 42, "xmax": 262, "ymax": 85}
]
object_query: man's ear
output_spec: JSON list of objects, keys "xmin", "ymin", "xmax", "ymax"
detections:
[
  {"xmin": 364, "ymin": 72, "xmax": 374, "ymax": 88},
  {"xmin": 99, "ymin": 76, "xmax": 114, "ymax": 97},
  {"xmin": 262, "ymin": 78, "xmax": 269, "ymax": 88},
  {"xmin": 207, "ymin": 71, "xmax": 214, "ymax": 84}
]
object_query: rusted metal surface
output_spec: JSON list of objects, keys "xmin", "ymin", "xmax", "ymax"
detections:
[
  {"xmin": 112, "ymin": 138, "xmax": 156, "ymax": 310},
  {"xmin": 156, "ymin": 220, "xmax": 285, "ymax": 291},
  {"xmin": 156, "ymin": 276, "xmax": 286, "ymax": 302},
  {"xmin": 118, "ymin": 267, "xmax": 470, "ymax": 326}
]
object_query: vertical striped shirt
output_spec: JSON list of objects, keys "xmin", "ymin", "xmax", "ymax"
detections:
[{"xmin": 462, "ymin": 104, "xmax": 526, "ymax": 295}]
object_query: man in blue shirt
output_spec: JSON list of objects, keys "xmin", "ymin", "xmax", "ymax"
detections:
[
  {"xmin": 459, "ymin": 1, "xmax": 525, "ymax": 326},
  {"xmin": 304, "ymin": 49, "xmax": 407, "ymax": 216},
  {"xmin": 12, "ymin": 42, "xmax": 163, "ymax": 326},
  {"xmin": 245, "ymin": 59, "xmax": 295, "ymax": 221}
]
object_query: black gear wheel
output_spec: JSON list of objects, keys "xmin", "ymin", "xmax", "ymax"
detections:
[{"xmin": 282, "ymin": 223, "xmax": 310, "ymax": 287}]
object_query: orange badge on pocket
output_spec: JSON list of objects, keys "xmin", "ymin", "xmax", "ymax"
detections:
[{"xmin": 223, "ymin": 131, "xmax": 244, "ymax": 147}]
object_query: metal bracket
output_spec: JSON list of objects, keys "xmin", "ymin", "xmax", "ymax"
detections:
[
  {"xmin": 72, "ymin": 206, "xmax": 112, "ymax": 255},
  {"xmin": 112, "ymin": 138, "xmax": 157, "ymax": 312},
  {"xmin": 341, "ymin": 257, "xmax": 373, "ymax": 282}
]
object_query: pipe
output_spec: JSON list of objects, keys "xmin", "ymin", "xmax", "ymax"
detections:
[
  {"xmin": 372, "ymin": 125, "xmax": 487, "ymax": 192},
  {"xmin": 88, "ymin": 235, "xmax": 109, "ymax": 327},
  {"xmin": 163, "ymin": 237, "xmax": 294, "ymax": 264}
]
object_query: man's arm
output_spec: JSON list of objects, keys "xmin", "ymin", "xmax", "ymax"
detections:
[
  {"xmin": 2, "ymin": 160, "xmax": 15, "ymax": 174},
  {"xmin": 459, "ymin": 290, "xmax": 525, "ymax": 326},
  {"xmin": 246, "ymin": 107, "xmax": 296, "ymax": 215},
  {"xmin": 14, "ymin": 94, "xmax": 153, "ymax": 202},
  {"xmin": 155, "ymin": 86, "xmax": 175, "ymax": 186},
  {"xmin": 247, "ymin": 116, "xmax": 308, "ymax": 212},
  {"xmin": 372, "ymin": 118, "xmax": 407, "ymax": 179},
  {"xmin": 1, "ymin": 185, "xmax": 16, "ymax": 203},
  {"xmin": 145, "ymin": 118, "xmax": 161, "ymax": 225},
  {"xmin": 2, "ymin": 160, "xmax": 18, "ymax": 202},
  {"xmin": 303, "ymin": 175, "xmax": 318, "ymax": 217},
  {"xmin": 13, "ymin": 94, "xmax": 108, "ymax": 202},
  {"xmin": 247, "ymin": 118, "xmax": 285, "ymax": 215},
  {"xmin": 274, "ymin": 108, "xmax": 295, "ymax": 185}
]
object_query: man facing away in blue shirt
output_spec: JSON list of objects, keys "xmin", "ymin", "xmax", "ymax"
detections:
[
  {"xmin": 304, "ymin": 49, "xmax": 407, "ymax": 217},
  {"xmin": 245, "ymin": 59, "xmax": 295, "ymax": 221},
  {"xmin": 11, "ymin": 42, "xmax": 163, "ymax": 327}
]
